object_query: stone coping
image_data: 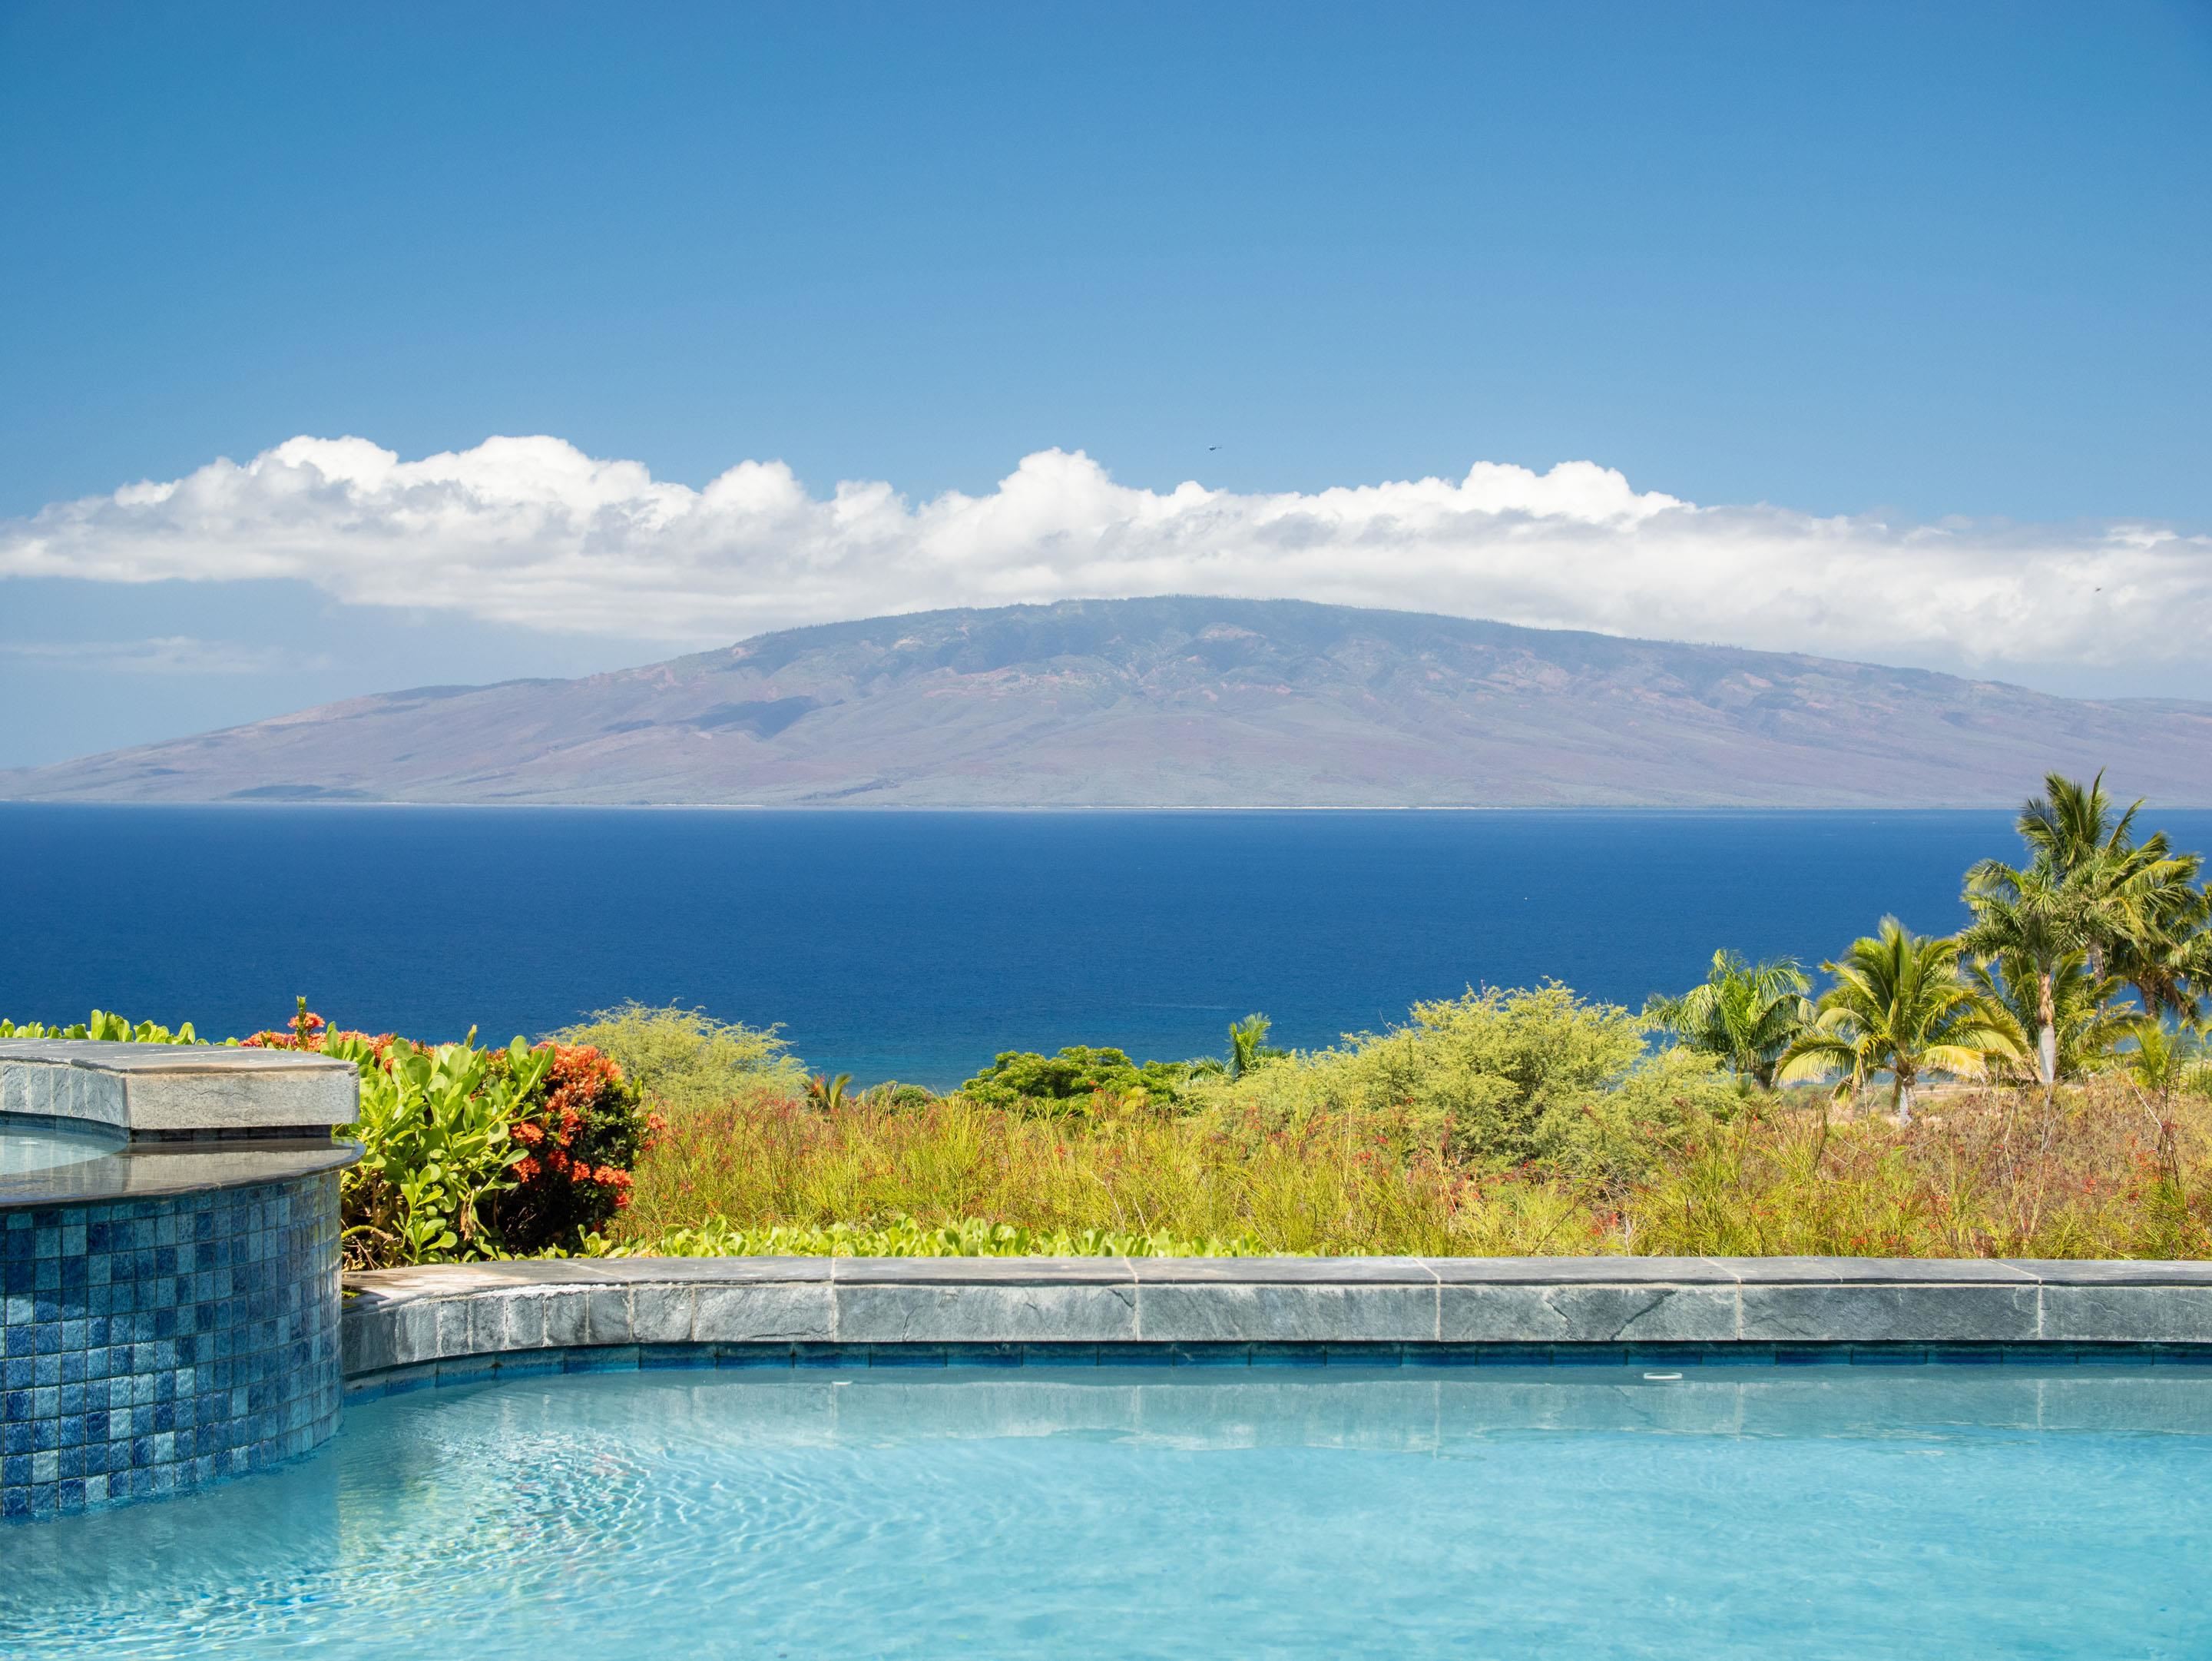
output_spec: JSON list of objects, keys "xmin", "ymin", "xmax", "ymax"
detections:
[
  {"xmin": 0, "ymin": 1138, "xmax": 360, "ymax": 1210},
  {"xmin": 0, "ymin": 1041, "xmax": 359, "ymax": 1134},
  {"xmin": 341, "ymin": 1256, "xmax": 2212, "ymax": 1376}
]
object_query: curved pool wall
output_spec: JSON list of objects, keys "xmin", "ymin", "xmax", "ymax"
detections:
[
  {"xmin": 0, "ymin": 1042, "xmax": 359, "ymax": 1520},
  {"xmin": 342, "ymin": 1255, "xmax": 2212, "ymax": 1392}
]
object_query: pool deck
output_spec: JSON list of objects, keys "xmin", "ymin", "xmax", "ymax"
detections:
[{"xmin": 341, "ymin": 1256, "xmax": 2212, "ymax": 1386}]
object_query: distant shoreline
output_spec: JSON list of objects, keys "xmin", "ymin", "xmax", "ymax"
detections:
[{"xmin": 0, "ymin": 799, "xmax": 2137, "ymax": 815}]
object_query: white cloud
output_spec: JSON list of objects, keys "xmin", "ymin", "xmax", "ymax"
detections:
[
  {"xmin": 3, "ymin": 435, "xmax": 2207, "ymax": 676},
  {"xmin": 0, "ymin": 637, "xmax": 334, "ymax": 675}
]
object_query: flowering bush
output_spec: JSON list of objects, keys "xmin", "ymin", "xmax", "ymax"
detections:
[
  {"xmin": 483, "ymin": 1042, "xmax": 660, "ymax": 1254},
  {"xmin": 242, "ymin": 1002, "xmax": 657, "ymax": 1264}
]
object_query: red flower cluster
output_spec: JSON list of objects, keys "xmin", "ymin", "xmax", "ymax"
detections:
[
  {"xmin": 240, "ymin": 1013, "xmax": 400, "ymax": 1059},
  {"xmin": 492, "ymin": 1042, "xmax": 654, "ymax": 1243},
  {"xmin": 243, "ymin": 1006, "xmax": 653, "ymax": 1254}
]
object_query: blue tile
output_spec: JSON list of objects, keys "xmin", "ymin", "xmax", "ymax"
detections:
[
  {"xmin": 867, "ymin": 1345, "xmax": 949, "ymax": 1368},
  {"xmin": 944, "ymin": 1344, "xmax": 1025, "ymax": 1368},
  {"xmin": 639, "ymin": 1345, "xmax": 716, "ymax": 1371},
  {"xmin": 1018, "ymin": 1344, "xmax": 1101, "ymax": 1367},
  {"xmin": 1324, "ymin": 1344, "xmax": 1405, "ymax": 1368},
  {"xmin": 564, "ymin": 1345, "xmax": 641, "ymax": 1374},
  {"xmin": 1776, "ymin": 1346, "xmax": 1851, "ymax": 1366},
  {"xmin": 1100, "ymin": 1344, "xmax": 1176, "ymax": 1368},
  {"xmin": 714, "ymin": 1344, "xmax": 797, "ymax": 1369}
]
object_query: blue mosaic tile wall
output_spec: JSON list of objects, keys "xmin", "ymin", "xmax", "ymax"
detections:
[{"xmin": 2, "ymin": 1171, "xmax": 341, "ymax": 1520}]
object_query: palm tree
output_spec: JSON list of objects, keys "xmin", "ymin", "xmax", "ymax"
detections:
[
  {"xmin": 2012, "ymin": 769, "xmax": 2208, "ymax": 1014},
  {"xmin": 1643, "ymin": 950, "xmax": 1812, "ymax": 1089},
  {"xmin": 1958, "ymin": 856, "xmax": 2086, "ymax": 1090},
  {"xmin": 1778, "ymin": 919, "xmax": 2020, "ymax": 1124},
  {"xmin": 1967, "ymin": 950, "xmax": 2134, "ymax": 1086},
  {"xmin": 2107, "ymin": 884, "xmax": 2212, "ymax": 1025},
  {"xmin": 804, "ymin": 1072, "xmax": 854, "ymax": 1110},
  {"xmin": 2122, "ymin": 1019, "xmax": 2210, "ymax": 1112},
  {"xmin": 2017, "ymin": 769, "xmax": 2144, "ymax": 877},
  {"xmin": 1227, "ymin": 1013, "xmax": 1285, "ymax": 1080},
  {"xmin": 1183, "ymin": 1014, "xmax": 1288, "ymax": 1082}
]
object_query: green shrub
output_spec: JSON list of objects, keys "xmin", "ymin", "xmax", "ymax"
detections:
[
  {"xmin": 875, "ymin": 1082, "xmax": 938, "ymax": 1109},
  {"xmin": 550, "ymin": 1003, "xmax": 804, "ymax": 1111},
  {"xmin": 1181, "ymin": 983, "xmax": 1735, "ymax": 1177},
  {"xmin": 959, "ymin": 1045, "xmax": 1193, "ymax": 1114}
]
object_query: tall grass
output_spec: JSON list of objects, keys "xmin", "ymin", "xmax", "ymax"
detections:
[
  {"xmin": 614, "ymin": 1077, "xmax": 2212, "ymax": 1259},
  {"xmin": 1628, "ymin": 1082, "xmax": 2212, "ymax": 1258},
  {"xmin": 617, "ymin": 1088, "xmax": 1599, "ymax": 1256}
]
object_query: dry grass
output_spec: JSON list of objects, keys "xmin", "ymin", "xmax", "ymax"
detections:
[
  {"xmin": 613, "ymin": 1078, "xmax": 2212, "ymax": 1259},
  {"xmin": 1625, "ymin": 1079, "xmax": 2212, "ymax": 1258},
  {"xmin": 618, "ymin": 1086, "xmax": 1597, "ymax": 1255}
]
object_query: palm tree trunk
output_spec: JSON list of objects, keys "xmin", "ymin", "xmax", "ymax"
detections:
[
  {"xmin": 1894, "ymin": 1076, "xmax": 1915, "ymax": 1126},
  {"xmin": 2035, "ymin": 970, "xmax": 2057, "ymax": 1089}
]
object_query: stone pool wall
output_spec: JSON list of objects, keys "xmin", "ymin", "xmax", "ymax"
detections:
[
  {"xmin": 2, "ymin": 1170, "xmax": 344, "ymax": 1520},
  {"xmin": 342, "ymin": 1255, "xmax": 2212, "ymax": 1390}
]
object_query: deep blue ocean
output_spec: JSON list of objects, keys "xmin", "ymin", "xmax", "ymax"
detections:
[{"xmin": 8, "ymin": 805, "xmax": 2210, "ymax": 1088}]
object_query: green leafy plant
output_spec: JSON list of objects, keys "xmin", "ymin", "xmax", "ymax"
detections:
[
  {"xmin": 335, "ymin": 1033, "xmax": 554, "ymax": 1267},
  {"xmin": 0, "ymin": 1010, "xmax": 200, "ymax": 1043}
]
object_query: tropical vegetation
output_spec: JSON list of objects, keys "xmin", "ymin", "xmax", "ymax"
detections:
[{"xmin": 7, "ymin": 771, "xmax": 2211, "ymax": 1262}]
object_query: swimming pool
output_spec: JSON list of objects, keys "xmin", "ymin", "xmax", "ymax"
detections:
[
  {"xmin": 3, "ymin": 1363, "xmax": 2204, "ymax": 1657},
  {"xmin": 0, "ymin": 1116, "xmax": 121, "ymax": 1178}
]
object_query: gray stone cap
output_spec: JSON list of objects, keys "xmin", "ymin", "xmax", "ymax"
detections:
[
  {"xmin": 339, "ymin": 1252, "xmax": 2212, "ymax": 1369},
  {"xmin": 0, "ymin": 1040, "xmax": 359, "ymax": 1133},
  {"xmin": 339, "ymin": 1252, "xmax": 2212, "ymax": 1368},
  {"xmin": 0, "ymin": 1138, "xmax": 360, "ymax": 1209},
  {"xmin": 345, "ymin": 1254, "xmax": 2212, "ymax": 1303}
]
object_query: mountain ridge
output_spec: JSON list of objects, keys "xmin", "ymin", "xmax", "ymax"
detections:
[{"xmin": 8, "ymin": 596, "xmax": 2212, "ymax": 807}]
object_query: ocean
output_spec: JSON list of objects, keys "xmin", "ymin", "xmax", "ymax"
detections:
[{"xmin": 7, "ymin": 805, "xmax": 2207, "ymax": 1089}]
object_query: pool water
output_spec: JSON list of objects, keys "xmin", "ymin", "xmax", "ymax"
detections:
[
  {"xmin": 0, "ymin": 1115, "xmax": 124, "ymax": 1177},
  {"xmin": 3, "ymin": 1365, "xmax": 2207, "ymax": 1658}
]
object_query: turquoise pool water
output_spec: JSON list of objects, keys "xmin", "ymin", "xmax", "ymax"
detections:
[
  {"xmin": 0, "ymin": 1116, "xmax": 122, "ymax": 1177},
  {"xmin": 3, "ymin": 1365, "xmax": 2207, "ymax": 1657}
]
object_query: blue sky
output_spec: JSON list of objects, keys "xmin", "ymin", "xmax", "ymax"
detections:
[{"xmin": 2, "ymin": 1, "xmax": 2208, "ymax": 767}]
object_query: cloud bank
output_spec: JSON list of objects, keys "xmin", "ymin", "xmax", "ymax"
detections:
[{"xmin": 5, "ymin": 435, "xmax": 2207, "ymax": 676}]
